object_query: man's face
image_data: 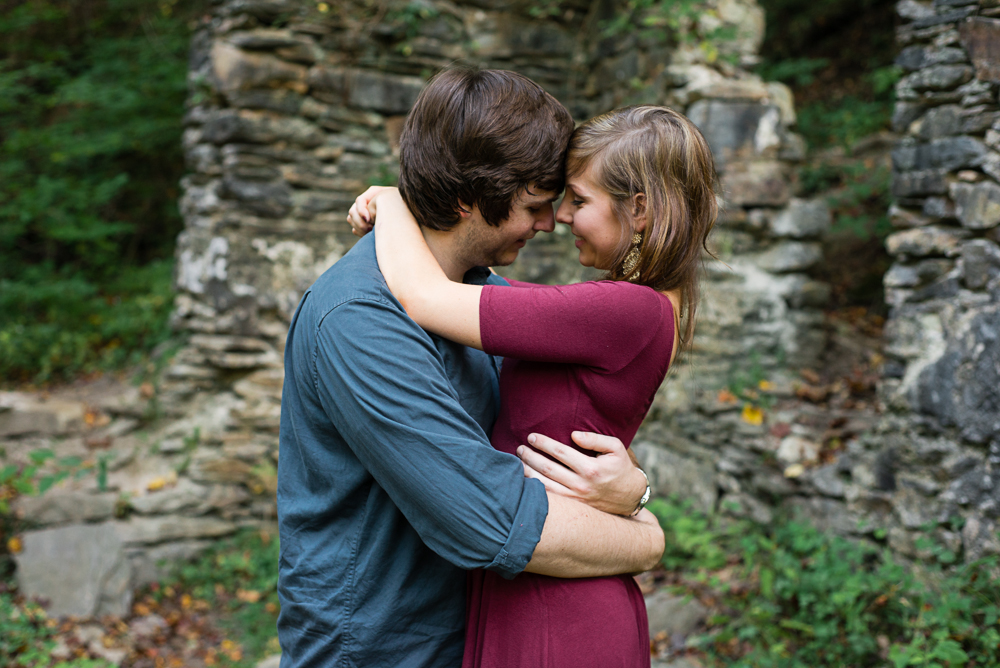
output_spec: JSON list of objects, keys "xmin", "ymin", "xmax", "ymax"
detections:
[{"xmin": 458, "ymin": 187, "xmax": 558, "ymax": 268}]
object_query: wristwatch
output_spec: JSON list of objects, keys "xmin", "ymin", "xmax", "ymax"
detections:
[{"xmin": 630, "ymin": 468, "xmax": 651, "ymax": 516}]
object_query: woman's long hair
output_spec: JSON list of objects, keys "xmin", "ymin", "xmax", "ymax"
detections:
[{"xmin": 566, "ymin": 105, "xmax": 720, "ymax": 350}]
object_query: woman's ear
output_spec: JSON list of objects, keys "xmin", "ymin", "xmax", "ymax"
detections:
[{"xmin": 632, "ymin": 193, "xmax": 647, "ymax": 233}]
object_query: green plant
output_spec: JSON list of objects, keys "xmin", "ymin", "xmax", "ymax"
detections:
[
  {"xmin": 163, "ymin": 529, "xmax": 281, "ymax": 666},
  {"xmin": 601, "ymin": 0, "xmax": 741, "ymax": 65},
  {"xmin": 0, "ymin": 450, "xmax": 93, "ymax": 514},
  {"xmin": 384, "ymin": 1, "xmax": 441, "ymax": 56},
  {"xmin": 649, "ymin": 498, "xmax": 1000, "ymax": 667},
  {"xmin": 0, "ymin": 0, "xmax": 196, "ymax": 383},
  {"xmin": 0, "ymin": 593, "xmax": 113, "ymax": 667},
  {"xmin": 756, "ymin": 57, "xmax": 830, "ymax": 87}
]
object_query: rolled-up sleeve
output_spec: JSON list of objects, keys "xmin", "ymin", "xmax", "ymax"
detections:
[{"xmin": 312, "ymin": 297, "xmax": 547, "ymax": 578}]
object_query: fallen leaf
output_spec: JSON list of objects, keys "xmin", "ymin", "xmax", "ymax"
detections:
[
  {"xmin": 795, "ymin": 383, "xmax": 830, "ymax": 403},
  {"xmin": 741, "ymin": 404, "xmax": 764, "ymax": 426},
  {"xmin": 236, "ymin": 589, "xmax": 261, "ymax": 603},
  {"xmin": 7, "ymin": 536, "xmax": 22, "ymax": 554},
  {"xmin": 140, "ymin": 382, "xmax": 155, "ymax": 398},
  {"xmin": 770, "ymin": 422, "xmax": 792, "ymax": 438},
  {"xmin": 717, "ymin": 389, "xmax": 738, "ymax": 404},
  {"xmin": 147, "ymin": 477, "xmax": 167, "ymax": 492},
  {"xmin": 84, "ymin": 435, "xmax": 113, "ymax": 449},
  {"xmin": 800, "ymin": 368, "xmax": 821, "ymax": 385},
  {"xmin": 784, "ymin": 464, "xmax": 805, "ymax": 478},
  {"xmin": 757, "ymin": 380, "xmax": 773, "ymax": 391}
]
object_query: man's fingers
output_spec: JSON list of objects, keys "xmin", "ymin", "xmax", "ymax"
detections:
[
  {"xmin": 517, "ymin": 445, "xmax": 580, "ymax": 489},
  {"xmin": 570, "ymin": 431, "xmax": 626, "ymax": 455},
  {"xmin": 522, "ymin": 461, "xmax": 575, "ymax": 498},
  {"xmin": 527, "ymin": 433, "xmax": 588, "ymax": 472}
]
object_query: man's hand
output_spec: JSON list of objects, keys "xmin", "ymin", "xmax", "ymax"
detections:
[
  {"xmin": 517, "ymin": 432, "xmax": 648, "ymax": 516},
  {"xmin": 346, "ymin": 185, "xmax": 397, "ymax": 237}
]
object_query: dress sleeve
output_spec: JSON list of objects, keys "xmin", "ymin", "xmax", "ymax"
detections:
[
  {"xmin": 313, "ymin": 298, "xmax": 548, "ymax": 578},
  {"xmin": 479, "ymin": 280, "xmax": 671, "ymax": 373}
]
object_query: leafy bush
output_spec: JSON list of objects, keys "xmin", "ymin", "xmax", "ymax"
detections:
[
  {"xmin": 0, "ymin": 0, "xmax": 197, "ymax": 383},
  {"xmin": 650, "ymin": 498, "xmax": 1000, "ymax": 667}
]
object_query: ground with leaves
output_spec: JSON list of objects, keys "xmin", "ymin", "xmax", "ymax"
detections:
[{"xmin": 2, "ymin": 530, "xmax": 280, "ymax": 668}]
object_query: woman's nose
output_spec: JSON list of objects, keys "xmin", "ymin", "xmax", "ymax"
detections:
[{"xmin": 555, "ymin": 198, "xmax": 572, "ymax": 226}]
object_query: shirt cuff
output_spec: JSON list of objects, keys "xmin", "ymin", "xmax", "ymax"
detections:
[{"xmin": 484, "ymin": 477, "xmax": 548, "ymax": 580}]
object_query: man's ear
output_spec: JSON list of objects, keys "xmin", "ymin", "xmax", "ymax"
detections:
[
  {"xmin": 632, "ymin": 193, "xmax": 647, "ymax": 233},
  {"xmin": 457, "ymin": 202, "xmax": 473, "ymax": 219}
]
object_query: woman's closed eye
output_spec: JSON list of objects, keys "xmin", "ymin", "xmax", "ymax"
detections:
[{"xmin": 571, "ymin": 199, "xmax": 584, "ymax": 207}]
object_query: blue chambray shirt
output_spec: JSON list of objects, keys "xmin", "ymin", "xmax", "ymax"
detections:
[{"xmin": 277, "ymin": 234, "xmax": 548, "ymax": 668}]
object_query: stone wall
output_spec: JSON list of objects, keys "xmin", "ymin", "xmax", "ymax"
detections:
[
  {"xmin": 634, "ymin": 0, "xmax": 1000, "ymax": 567},
  {"xmin": 876, "ymin": 0, "xmax": 1000, "ymax": 561}
]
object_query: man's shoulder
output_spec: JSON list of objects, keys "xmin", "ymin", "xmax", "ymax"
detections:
[{"xmin": 301, "ymin": 236, "xmax": 397, "ymax": 320}]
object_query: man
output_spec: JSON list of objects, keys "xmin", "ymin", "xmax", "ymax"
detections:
[{"xmin": 277, "ymin": 67, "xmax": 661, "ymax": 668}]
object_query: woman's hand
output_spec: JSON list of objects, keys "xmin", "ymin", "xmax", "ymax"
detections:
[
  {"xmin": 517, "ymin": 432, "xmax": 649, "ymax": 516},
  {"xmin": 347, "ymin": 185, "xmax": 397, "ymax": 237}
]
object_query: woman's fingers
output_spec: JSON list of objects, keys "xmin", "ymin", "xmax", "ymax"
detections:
[
  {"xmin": 346, "ymin": 201, "xmax": 372, "ymax": 237},
  {"xmin": 347, "ymin": 186, "xmax": 392, "ymax": 236}
]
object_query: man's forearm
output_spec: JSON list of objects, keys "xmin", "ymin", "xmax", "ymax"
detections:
[{"xmin": 523, "ymin": 492, "xmax": 664, "ymax": 578}]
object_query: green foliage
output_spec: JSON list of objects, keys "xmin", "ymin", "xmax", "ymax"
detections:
[
  {"xmin": 756, "ymin": 58, "xmax": 830, "ymax": 87},
  {"xmin": 0, "ymin": 449, "xmax": 94, "ymax": 515},
  {"xmin": 167, "ymin": 530, "xmax": 281, "ymax": 665},
  {"xmin": 797, "ymin": 96, "xmax": 894, "ymax": 150},
  {"xmin": 602, "ymin": 0, "xmax": 740, "ymax": 65},
  {"xmin": 0, "ymin": 0, "xmax": 196, "ymax": 383},
  {"xmin": 649, "ymin": 498, "xmax": 1000, "ymax": 667},
  {"xmin": 800, "ymin": 159, "xmax": 893, "ymax": 243},
  {"xmin": 0, "ymin": 594, "xmax": 112, "ymax": 667}
]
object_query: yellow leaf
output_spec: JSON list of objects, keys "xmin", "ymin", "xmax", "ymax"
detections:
[
  {"xmin": 784, "ymin": 464, "xmax": 805, "ymax": 478},
  {"xmin": 7, "ymin": 536, "xmax": 22, "ymax": 554},
  {"xmin": 758, "ymin": 380, "xmax": 773, "ymax": 391},
  {"xmin": 181, "ymin": 594, "xmax": 192, "ymax": 609},
  {"xmin": 147, "ymin": 477, "xmax": 166, "ymax": 492},
  {"xmin": 236, "ymin": 589, "xmax": 261, "ymax": 603},
  {"xmin": 317, "ymin": 2, "xmax": 329, "ymax": 11},
  {"xmin": 741, "ymin": 404, "xmax": 764, "ymax": 426}
]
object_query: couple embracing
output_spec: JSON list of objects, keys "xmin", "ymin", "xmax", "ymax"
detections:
[{"xmin": 277, "ymin": 67, "xmax": 719, "ymax": 668}]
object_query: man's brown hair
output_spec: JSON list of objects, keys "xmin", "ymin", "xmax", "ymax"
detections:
[
  {"xmin": 398, "ymin": 67, "xmax": 574, "ymax": 231},
  {"xmin": 566, "ymin": 105, "xmax": 720, "ymax": 350}
]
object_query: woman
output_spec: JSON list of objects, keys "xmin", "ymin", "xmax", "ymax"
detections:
[{"xmin": 351, "ymin": 105, "xmax": 718, "ymax": 668}]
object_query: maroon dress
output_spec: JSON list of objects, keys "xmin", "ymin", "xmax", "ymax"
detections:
[{"xmin": 463, "ymin": 279, "xmax": 676, "ymax": 668}]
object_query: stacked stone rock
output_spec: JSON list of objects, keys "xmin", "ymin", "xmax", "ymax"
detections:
[{"xmin": 877, "ymin": 0, "xmax": 1000, "ymax": 562}]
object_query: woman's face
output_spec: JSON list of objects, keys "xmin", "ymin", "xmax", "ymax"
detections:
[{"xmin": 555, "ymin": 163, "xmax": 625, "ymax": 270}]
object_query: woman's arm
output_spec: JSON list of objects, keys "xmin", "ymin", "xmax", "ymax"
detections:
[{"xmin": 371, "ymin": 189, "xmax": 485, "ymax": 350}]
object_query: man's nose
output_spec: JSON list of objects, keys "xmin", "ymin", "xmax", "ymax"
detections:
[{"xmin": 534, "ymin": 204, "xmax": 556, "ymax": 233}]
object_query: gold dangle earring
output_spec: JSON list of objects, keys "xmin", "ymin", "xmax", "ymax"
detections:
[{"xmin": 621, "ymin": 232, "xmax": 642, "ymax": 281}]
